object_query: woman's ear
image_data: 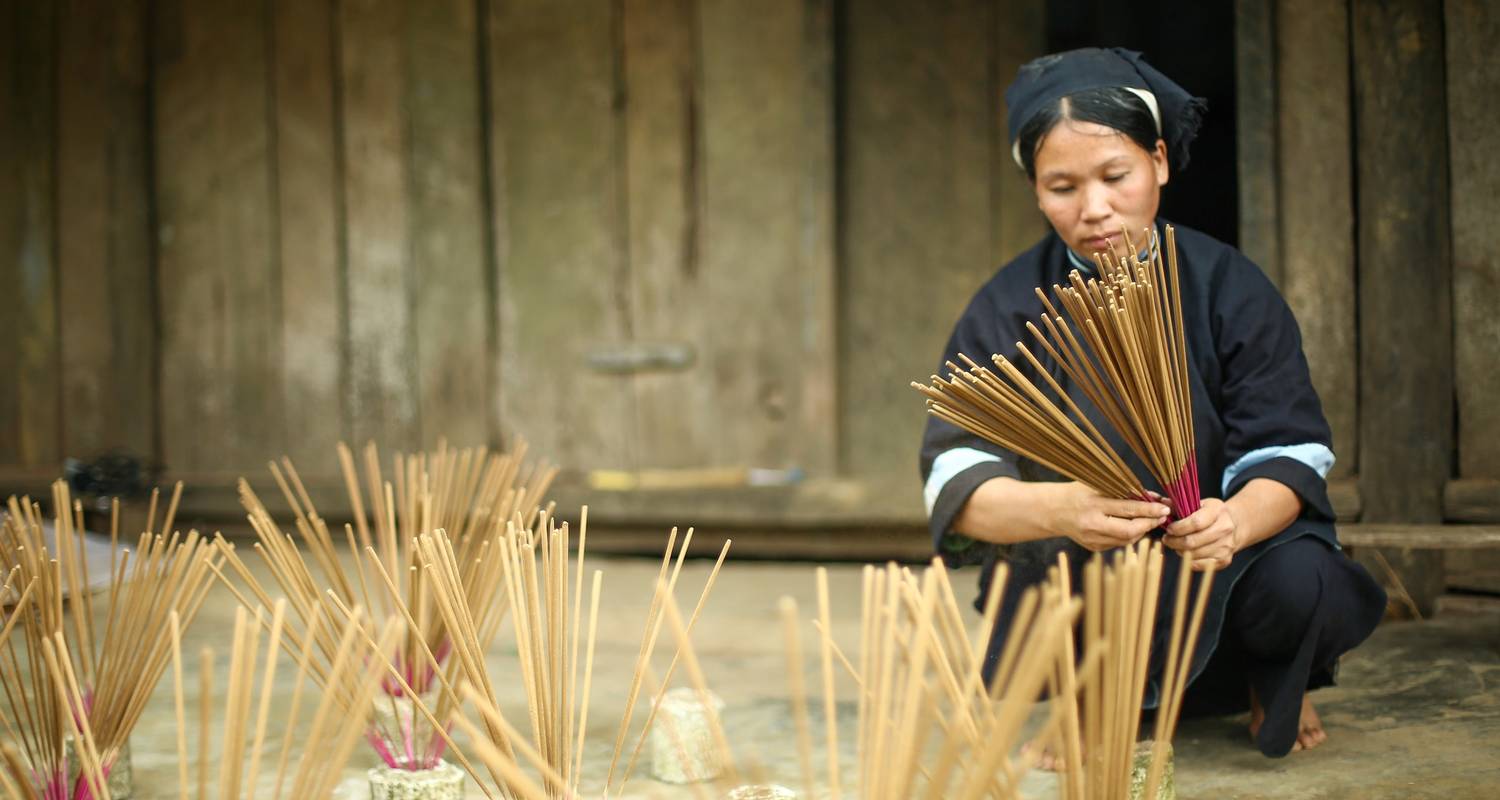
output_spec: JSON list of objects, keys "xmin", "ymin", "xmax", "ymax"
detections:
[{"xmin": 1153, "ymin": 139, "xmax": 1170, "ymax": 187}]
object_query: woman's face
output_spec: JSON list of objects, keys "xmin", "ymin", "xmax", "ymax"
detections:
[{"xmin": 1031, "ymin": 118, "xmax": 1169, "ymax": 259}]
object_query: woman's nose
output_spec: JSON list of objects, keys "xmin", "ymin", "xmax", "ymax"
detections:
[{"xmin": 1081, "ymin": 183, "xmax": 1112, "ymax": 222}]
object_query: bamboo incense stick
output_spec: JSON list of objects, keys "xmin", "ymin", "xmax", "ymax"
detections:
[
  {"xmin": 779, "ymin": 597, "xmax": 817, "ymax": 800},
  {"xmin": 816, "ymin": 567, "xmax": 842, "ymax": 799},
  {"xmin": 617, "ymin": 538, "xmax": 733, "ymax": 790}
]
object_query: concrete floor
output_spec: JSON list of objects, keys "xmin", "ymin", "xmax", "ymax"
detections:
[{"xmin": 105, "ymin": 553, "xmax": 1500, "ymax": 798}]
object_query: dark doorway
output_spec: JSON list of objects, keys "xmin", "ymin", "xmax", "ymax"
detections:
[{"xmin": 1045, "ymin": 0, "xmax": 1239, "ymax": 246}]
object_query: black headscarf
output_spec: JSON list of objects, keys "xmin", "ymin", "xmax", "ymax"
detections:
[{"xmin": 1004, "ymin": 47, "xmax": 1206, "ymax": 172}]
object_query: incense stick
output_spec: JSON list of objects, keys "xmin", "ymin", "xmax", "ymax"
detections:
[{"xmin": 779, "ymin": 597, "xmax": 816, "ymax": 800}]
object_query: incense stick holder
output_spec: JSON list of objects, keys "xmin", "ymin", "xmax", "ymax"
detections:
[
  {"xmin": 367, "ymin": 759, "xmax": 464, "ymax": 800},
  {"xmin": 1128, "ymin": 740, "xmax": 1175, "ymax": 800},
  {"xmin": 651, "ymin": 687, "xmax": 727, "ymax": 783},
  {"xmin": 723, "ymin": 785, "xmax": 796, "ymax": 800},
  {"xmin": 65, "ymin": 738, "xmax": 132, "ymax": 799},
  {"xmin": 372, "ymin": 690, "xmax": 439, "ymax": 742}
]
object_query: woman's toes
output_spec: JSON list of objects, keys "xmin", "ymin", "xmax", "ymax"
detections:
[{"xmin": 1297, "ymin": 727, "xmax": 1325, "ymax": 751}]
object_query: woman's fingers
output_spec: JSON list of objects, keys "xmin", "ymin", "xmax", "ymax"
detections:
[
  {"xmin": 1097, "ymin": 513, "xmax": 1166, "ymax": 545},
  {"xmin": 1100, "ymin": 497, "xmax": 1172, "ymax": 519},
  {"xmin": 1190, "ymin": 554, "xmax": 1228, "ymax": 570},
  {"xmin": 1168, "ymin": 527, "xmax": 1217, "ymax": 551},
  {"xmin": 1164, "ymin": 508, "xmax": 1211, "ymax": 537},
  {"xmin": 1165, "ymin": 498, "xmax": 1227, "ymax": 537}
]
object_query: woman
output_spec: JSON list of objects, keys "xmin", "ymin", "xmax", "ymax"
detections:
[{"xmin": 918, "ymin": 47, "xmax": 1387, "ymax": 759}]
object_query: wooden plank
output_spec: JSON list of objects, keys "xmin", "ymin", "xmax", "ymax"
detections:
[
  {"xmin": 0, "ymin": 0, "xmax": 60, "ymax": 470},
  {"xmin": 407, "ymin": 0, "xmax": 490, "ymax": 449},
  {"xmin": 1445, "ymin": 479, "xmax": 1500, "ymax": 523},
  {"xmin": 621, "ymin": 0, "xmax": 836, "ymax": 475},
  {"xmin": 1351, "ymin": 0, "xmax": 1452, "ymax": 615},
  {"xmin": 1444, "ymin": 549, "xmax": 1500, "ymax": 594},
  {"xmin": 1341, "ymin": 525, "xmax": 1500, "ymax": 551},
  {"xmin": 620, "ymin": 0, "xmax": 703, "ymax": 470},
  {"xmin": 271, "ymin": 0, "xmax": 343, "ymax": 474},
  {"xmin": 992, "ymin": 0, "xmax": 1047, "ymax": 266},
  {"xmin": 840, "ymin": 0, "xmax": 998, "ymax": 500},
  {"xmin": 339, "ymin": 0, "xmax": 417, "ymax": 452},
  {"xmin": 664, "ymin": 0, "xmax": 835, "ymax": 473},
  {"xmin": 487, "ymin": 0, "xmax": 633, "ymax": 469},
  {"xmin": 1277, "ymin": 0, "xmax": 1357, "ymax": 479},
  {"xmin": 195, "ymin": 513, "xmax": 935, "ymax": 562},
  {"xmin": 1446, "ymin": 0, "xmax": 1500, "ymax": 480},
  {"xmin": 55, "ymin": 0, "xmax": 155, "ymax": 466},
  {"xmin": 549, "ymin": 525, "xmax": 932, "ymax": 563},
  {"xmin": 1235, "ymin": 0, "xmax": 1280, "ymax": 283},
  {"xmin": 137, "ymin": 472, "xmax": 928, "ymax": 528},
  {"xmin": 797, "ymin": 0, "xmax": 838, "ymax": 476},
  {"xmin": 1328, "ymin": 478, "xmax": 1361, "ymax": 521},
  {"xmin": 155, "ymin": 0, "xmax": 280, "ymax": 477}
]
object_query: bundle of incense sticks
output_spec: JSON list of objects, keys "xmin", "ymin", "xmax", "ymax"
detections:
[
  {"xmin": 371, "ymin": 521, "xmax": 731, "ymax": 800},
  {"xmin": 446, "ymin": 569, "xmax": 739, "ymax": 800},
  {"xmin": 214, "ymin": 440, "xmax": 554, "ymax": 776},
  {"xmin": 913, "ymin": 225, "xmax": 1200, "ymax": 518},
  {"xmin": 1, "ymin": 482, "xmax": 221, "ymax": 800},
  {"xmin": 771, "ymin": 549, "xmax": 1213, "ymax": 799},
  {"xmin": 1047, "ymin": 542, "xmax": 1214, "ymax": 800},
  {"xmin": 772, "ymin": 560, "xmax": 1083, "ymax": 800},
  {"xmin": 166, "ymin": 600, "xmax": 402, "ymax": 799},
  {"xmin": 0, "ymin": 565, "xmax": 109, "ymax": 800}
]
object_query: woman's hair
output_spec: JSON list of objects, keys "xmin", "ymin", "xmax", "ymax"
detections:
[{"xmin": 1016, "ymin": 86, "xmax": 1160, "ymax": 180}]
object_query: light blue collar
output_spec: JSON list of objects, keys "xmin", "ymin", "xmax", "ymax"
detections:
[
  {"xmin": 1065, "ymin": 247, "xmax": 1096, "ymax": 274},
  {"xmin": 1065, "ymin": 243, "xmax": 1154, "ymax": 274}
]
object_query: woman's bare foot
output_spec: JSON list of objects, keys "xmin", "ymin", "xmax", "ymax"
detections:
[
  {"xmin": 1290, "ymin": 696, "xmax": 1327, "ymax": 751},
  {"xmin": 1249, "ymin": 689, "xmax": 1328, "ymax": 752},
  {"xmin": 1019, "ymin": 740, "xmax": 1066, "ymax": 772}
]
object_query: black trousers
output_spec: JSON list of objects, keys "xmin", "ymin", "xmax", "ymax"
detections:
[{"xmin": 1175, "ymin": 535, "xmax": 1386, "ymax": 756}]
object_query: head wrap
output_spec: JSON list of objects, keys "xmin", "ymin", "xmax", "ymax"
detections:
[{"xmin": 1004, "ymin": 47, "xmax": 1206, "ymax": 172}]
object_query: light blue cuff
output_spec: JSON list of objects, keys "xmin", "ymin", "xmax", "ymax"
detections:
[
  {"xmin": 924, "ymin": 448, "xmax": 1005, "ymax": 515},
  {"xmin": 1221, "ymin": 443, "xmax": 1335, "ymax": 496}
]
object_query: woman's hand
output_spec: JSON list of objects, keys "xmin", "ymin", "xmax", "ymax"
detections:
[
  {"xmin": 1043, "ymin": 482, "xmax": 1171, "ymax": 552},
  {"xmin": 1163, "ymin": 497, "xmax": 1239, "ymax": 569}
]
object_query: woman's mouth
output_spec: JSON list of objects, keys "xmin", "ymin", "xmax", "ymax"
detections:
[{"xmin": 1083, "ymin": 234, "xmax": 1113, "ymax": 253}]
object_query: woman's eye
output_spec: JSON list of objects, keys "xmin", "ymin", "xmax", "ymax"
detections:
[
  {"xmin": 1104, "ymin": 173, "xmax": 1127, "ymax": 183},
  {"xmin": 1049, "ymin": 185, "xmax": 1075, "ymax": 195}
]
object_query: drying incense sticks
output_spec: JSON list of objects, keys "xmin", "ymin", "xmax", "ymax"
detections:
[
  {"xmin": 1048, "ymin": 543, "xmax": 1159, "ymax": 800},
  {"xmin": 214, "ymin": 439, "xmax": 554, "ymax": 781},
  {"xmin": 772, "ymin": 547, "xmax": 1213, "ymax": 799},
  {"xmin": 0, "ymin": 568, "xmax": 87, "ymax": 800},
  {"xmin": 1059, "ymin": 540, "xmax": 1214, "ymax": 800},
  {"xmin": 168, "ymin": 600, "xmax": 403, "ymax": 799},
  {"xmin": 914, "ymin": 224, "xmax": 1201, "ymax": 517},
  {"xmin": 373, "ymin": 518, "xmax": 731, "ymax": 800},
  {"xmin": 762, "ymin": 558, "xmax": 1083, "ymax": 800},
  {"xmin": 1, "ymin": 481, "xmax": 221, "ymax": 800}
]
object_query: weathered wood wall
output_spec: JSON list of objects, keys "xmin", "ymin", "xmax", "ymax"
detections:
[
  {"xmin": 1235, "ymin": 0, "xmax": 1497, "ymax": 608},
  {"xmin": 1445, "ymin": 0, "xmax": 1500, "ymax": 521},
  {"xmin": 0, "ymin": 0, "xmax": 1040, "ymax": 523},
  {"xmin": 840, "ymin": 0, "xmax": 1046, "ymax": 501},
  {"xmin": 2, "ymin": 0, "xmax": 1496, "ymax": 551}
]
